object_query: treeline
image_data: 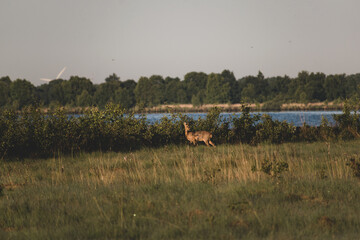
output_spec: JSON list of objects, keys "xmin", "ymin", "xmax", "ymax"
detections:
[
  {"xmin": 1, "ymin": 70, "xmax": 360, "ymax": 110},
  {"xmin": 1, "ymin": 103, "xmax": 359, "ymax": 159}
]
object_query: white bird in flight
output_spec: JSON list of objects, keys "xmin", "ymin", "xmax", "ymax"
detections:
[{"xmin": 40, "ymin": 67, "xmax": 66, "ymax": 82}]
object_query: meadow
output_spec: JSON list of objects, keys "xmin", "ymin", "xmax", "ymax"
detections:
[{"xmin": 1, "ymin": 140, "xmax": 360, "ymax": 239}]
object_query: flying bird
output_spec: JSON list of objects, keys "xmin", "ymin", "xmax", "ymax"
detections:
[{"xmin": 40, "ymin": 67, "xmax": 66, "ymax": 82}]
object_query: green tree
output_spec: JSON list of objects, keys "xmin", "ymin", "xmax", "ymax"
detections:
[
  {"xmin": 10, "ymin": 79, "xmax": 36, "ymax": 109},
  {"xmin": 304, "ymin": 72, "xmax": 326, "ymax": 101},
  {"xmin": 114, "ymin": 87, "xmax": 135, "ymax": 109},
  {"xmin": 164, "ymin": 77, "xmax": 180, "ymax": 104},
  {"xmin": 94, "ymin": 74, "xmax": 122, "ymax": 108},
  {"xmin": 105, "ymin": 73, "xmax": 120, "ymax": 83},
  {"xmin": 118, "ymin": 79, "xmax": 136, "ymax": 109},
  {"xmin": 38, "ymin": 79, "xmax": 66, "ymax": 106},
  {"xmin": 62, "ymin": 76, "xmax": 94, "ymax": 105},
  {"xmin": 324, "ymin": 74, "xmax": 346, "ymax": 100},
  {"xmin": 184, "ymin": 72, "xmax": 208, "ymax": 103},
  {"xmin": 241, "ymin": 83, "xmax": 256, "ymax": 102},
  {"xmin": 134, "ymin": 77, "xmax": 151, "ymax": 106},
  {"xmin": 221, "ymin": 70, "xmax": 238, "ymax": 103},
  {"xmin": 292, "ymin": 71, "xmax": 309, "ymax": 102},
  {"xmin": 256, "ymin": 71, "xmax": 269, "ymax": 101},
  {"xmin": 134, "ymin": 75, "xmax": 165, "ymax": 107},
  {"xmin": 176, "ymin": 88, "xmax": 187, "ymax": 103},
  {"xmin": 206, "ymin": 73, "xmax": 230, "ymax": 103},
  {"xmin": 344, "ymin": 74, "xmax": 360, "ymax": 99},
  {"xmin": 121, "ymin": 79, "xmax": 137, "ymax": 91},
  {"xmin": 238, "ymin": 71, "xmax": 268, "ymax": 102},
  {"xmin": 191, "ymin": 89, "xmax": 206, "ymax": 106},
  {"xmin": 0, "ymin": 76, "xmax": 11, "ymax": 107},
  {"xmin": 76, "ymin": 90, "xmax": 93, "ymax": 107},
  {"xmin": 49, "ymin": 80, "xmax": 66, "ymax": 105},
  {"xmin": 268, "ymin": 75, "xmax": 291, "ymax": 100}
]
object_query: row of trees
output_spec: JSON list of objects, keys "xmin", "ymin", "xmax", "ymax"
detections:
[{"xmin": 1, "ymin": 70, "xmax": 360, "ymax": 110}]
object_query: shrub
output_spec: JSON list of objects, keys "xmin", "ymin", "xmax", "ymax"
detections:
[
  {"xmin": 333, "ymin": 100, "xmax": 360, "ymax": 139},
  {"xmin": 296, "ymin": 124, "xmax": 319, "ymax": 143},
  {"xmin": 149, "ymin": 113, "xmax": 184, "ymax": 146},
  {"xmin": 251, "ymin": 154, "xmax": 289, "ymax": 178},
  {"xmin": 255, "ymin": 114, "xmax": 296, "ymax": 144},
  {"xmin": 319, "ymin": 116, "xmax": 336, "ymax": 142},
  {"xmin": 346, "ymin": 157, "xmax": 360, "ymax": 179},
  {"xmin": 230, "ymin": 105, "xmax": 260, "ymax": 144},
  {"xmin": 2, "ymin": 103, "xmax": 359, "ymax": 159}
]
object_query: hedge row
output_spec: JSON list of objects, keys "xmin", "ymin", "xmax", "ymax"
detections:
[{"xmin": 1, "ymin": 103, "xmax": 359, "ymax": 159}]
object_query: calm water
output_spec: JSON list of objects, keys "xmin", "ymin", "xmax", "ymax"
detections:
[{"xmin": 135, "ymin": 111, "xmax": 344, "ymax": 127}]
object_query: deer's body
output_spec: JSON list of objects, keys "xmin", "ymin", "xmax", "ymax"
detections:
[{"xmin": 183, "ymin": 122, "xmax": 215, "ymax": 147}]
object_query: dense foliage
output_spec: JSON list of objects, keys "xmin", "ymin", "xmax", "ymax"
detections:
[
  {"xmin": 1, "ymin": 70, "xmax": 360, "ymax": 110},
  {"xmin": 1, "ymin": 103, "xmax": 359, "ymax": 159}
]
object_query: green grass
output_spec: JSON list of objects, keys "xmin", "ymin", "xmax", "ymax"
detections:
[{"xmin": 1, "ymin": 140, "xmax": 360, "ymax": 239}]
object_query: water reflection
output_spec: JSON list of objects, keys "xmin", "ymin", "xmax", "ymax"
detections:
[{"xmin": 135, "ymin": 111, "xmax": 343, "ymax": 127}]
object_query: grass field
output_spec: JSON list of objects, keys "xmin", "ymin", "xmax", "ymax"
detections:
[{"xmin": 1, "ymin": 140, "xmax": 360, "ymax": 239}]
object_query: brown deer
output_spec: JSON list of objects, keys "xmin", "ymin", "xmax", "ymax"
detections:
[{"xmin": 183, "ymin": 122, "xmax": 215, "ymax": 147}]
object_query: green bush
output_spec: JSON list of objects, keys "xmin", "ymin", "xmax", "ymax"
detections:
[
  {"xmin": 333, "ymin": 100, "xmax": 360, "ymax": 139},
  {"xmin": 1, "ymin": 103, "xmax": 360, "ymax": 159},
  {"xmin": 230, "ymin": 105, "xmax": 260, "ymax": 144},
  {"xmin": 255, "ymin": 114, "xmax": 296, "ymax": 144},
  {"xmin": 251, "ymin": 154, "xmax": 289, "ymax": 178},
  {"xmin": 296, "ymin": 124, "xmax": 319, "ymax": 143},
  {"xmin": 319, "ymin": 116, "xmax": 336, "ymax": 142},
  {"xmin": 149, "ymin": 113, "xmax": 184, "ymax": 146}
]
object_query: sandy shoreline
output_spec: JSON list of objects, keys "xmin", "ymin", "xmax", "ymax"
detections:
[
  {"xmin": 142, "ymin": 102, "xmax": 344, "ymax": 113},
  {"xmin": 36, "ymin": 102, "xmax": 345, "ymax": 114}
]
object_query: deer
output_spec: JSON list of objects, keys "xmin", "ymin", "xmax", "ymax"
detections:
[{"xmin": 183, "ymin": 122, "xmax": 215, "ymax": 147}]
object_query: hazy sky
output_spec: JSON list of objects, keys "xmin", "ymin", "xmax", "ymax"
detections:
[{"xmin": 1, "ymin": 0, "xmax": 360, "ymax": 85}]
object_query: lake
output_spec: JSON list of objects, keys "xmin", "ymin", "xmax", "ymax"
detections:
[{"xmin": 135, "ymin": 111, "xmax": 344, "ymax": 127}]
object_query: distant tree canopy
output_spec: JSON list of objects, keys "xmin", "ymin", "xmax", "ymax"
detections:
[
  {"xmin": 1, "ymin": 70, "xmax": 360, "ymax": 110},
  {"xmin": 206, "ymin": 73, "xmax": 231, "ymax": 104},
  {"xmin": 10, "ymin": 79, "xmax": 36, "ymax": 109}
]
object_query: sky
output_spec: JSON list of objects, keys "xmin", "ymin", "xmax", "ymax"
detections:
[{"xmin": 1, "ymin": 0, "xmax": 360, "ymax": 86}]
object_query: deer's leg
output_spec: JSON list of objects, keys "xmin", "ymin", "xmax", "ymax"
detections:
[{"xmin": 209, "ymin": 140, "xmax": 216, "ymax": 147}]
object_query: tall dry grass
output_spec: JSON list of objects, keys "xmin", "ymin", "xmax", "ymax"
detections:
[
  {"xmin": 1, "ymin": 140, "xmax": 360, "ymax": 239},
  {"xmin": 3, "ymin": 141, "xmax": 356, "ymax": 188}
]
